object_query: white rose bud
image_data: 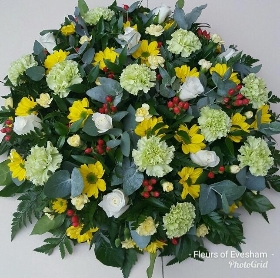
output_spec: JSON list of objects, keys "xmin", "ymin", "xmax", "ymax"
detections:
[
  {"xmin": 13, "ymin": 114, "xmax": 42, "ymax": 135},
  {"xmin": 67, "ymin": 134, "xmax": 81, "ymax": 147},
  {"xmin": 211, "ymin": 34, "xmax": 224, "ymax": 44},
  {"xmin": 179, "ymin": 77, "xmax": 204, "ymax": 101},
  {"xmin": 36, "ymin": 93, "xmax": 52, "ymax": 108},
  {"xmin": 244, "ymin": 111, "xmax": 254, "ymax": 119},
  {"xmin": 4, "ymin": 97, "xmax": 13, "ymax": 109},
  {"xmin": 196, "ymin": 224, "xmax": 209, "ymax": 237},
  {"xmin": 71, "ymin": 194, "xmax": 89, "ymax": 210},
  {"xmin": 135, "ymin": 103, "xmax": 152, "ymax": 122},
  {"xmin": 79, "ymin": 35, "xmax": 92, "ymax": 45},
  {"xmin": 145, "ymin": 24, "xmax": 164, "ymax": 37},
  {"xmin": 148, "ymin": 55, "xmax": 165, "ymax": 70},
  {"xmin": 39, "ymin": 32, "xmax": 56, "ymax": 53},
  {"xmin": 218, "ymin": 48, "xmax": 236, "ymax": 61},
  {"xmin": 118, "ymin": 27, "xmax": 141, "ymax": 49},
  {"xmin": 161, "ymin": 181, "xmax": 174, "ymax": 192},
  {"xmin": 98, "ymin": 189, "xmax": 130, "ymax": 218},
  {"xmin": 198, "ymin": 59, "xmax": 212, "ymax": 71},
  {"xmin": 152, "ymin": 5, "xmax": 172, "ymax": 24},
  {"xmin": 190, "ymin": 150, "xmax": 220, "ymax": 167},
  {"xmin": 92, "ymin": 112, "xmax": 113, "ymax": 133},
  {"xmin": 43, "ymin": 207, "xmax": 54, "ymax": 220},
  {"xmin": 230, "ymin": 165, "xmax": 241, "ymax": 174}
]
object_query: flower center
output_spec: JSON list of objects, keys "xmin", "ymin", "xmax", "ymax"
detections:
[{"xmin": 86, "ymin": 173, "xmax": 97, "ymax": 184}]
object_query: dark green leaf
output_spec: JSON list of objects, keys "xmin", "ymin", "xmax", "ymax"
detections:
[
  {"xmin": 31, "ymin": 214, "xmax": 65, "ymax": 235},
  {"xmin": 87, "ymin": 65, "xmax": 100, "ymax": 83},
  {"xmin": 0, "ymin": 160, "xmax": 12, "ymax": 186},
  {"xmin": 147, "ymin": 252, "xmax": 157, "ymax": 278},
  {"xmin": 122, "ymin": 249, "xmax": 138, "ymax": 278},
  {"xmin": 68, "ymin": 83, "xmax": 88, "ymax": 93},
  {"xmin": 54, "ymin": 122, "xmax": 68, "ymax": 136}
]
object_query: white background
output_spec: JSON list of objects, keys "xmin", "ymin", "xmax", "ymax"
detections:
[{"xmin": 0, "ymin": 0, "xmax": 279, "ymax": 277}]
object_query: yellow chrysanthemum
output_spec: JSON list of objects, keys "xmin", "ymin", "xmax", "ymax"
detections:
[
  {"xmin": 8, "ymin": 149, "xmax": 26, "ymax": 181},
  {"xmin": 66, "ymin": 224, "xmax": 98, "ymax": 243},
  {"xmin": 135, "ymin": 116, "xmax": 168, "ymax": 137},
  {"xmin": 210, "ymin": 63, "xmax": 240, "ymax": 84},
  {"xmin": 144, "ymin": 240, "xmax": 167, "ymax": 253},
  {"xmin": 15, "ymin": 97, "xmax": 37, "ymax": 116},
  {"xmin": 164, "ymin": 20, "xmax": 175, "ymax": 30},
  {"xmin": 80, "ymin": 162, "xmax": 106, "ymax": 198},
  {"xmin": 175, "ymin": 65, "xmax": 199, "ymax": 83},
  {"xmin": 251, "ymin": 104, "xmax": 272, "ymax": 130},
  {"xmin": 67, "ymin": 97, "xmax": 93, "ymax": 125},
  {"xmin": 123, "ymin": 21, "xmax": 138, "ymax": 31},
  {"xmin": 174, "ymin": 124, "xmax": 206, "ymax": 154},
  {"xmin": 52, "ymin": 198, "xmax": 67, "ymax": 214},
  {"xmin": 61, "ymin": 22, "xmax": 75, "ymax": 36},
  {"xmin": 44, "ymin": 49, "xmax": 70, "ymax": 73},
  {"xmin": 178, "ymin": 167, "xmax": 203, "ymax": 199},
  {"xmin": 132, "ymin": 40, "xmax": 159, "ymax": 66},
  {"xmin": 93, "ymin": 47, "xmax": 119, "ymax": 70},
  {"xmin": 228, "ymin": 113, "xmax": 250, "ymax": 143}
]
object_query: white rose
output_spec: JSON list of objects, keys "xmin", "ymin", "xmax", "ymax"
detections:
[
  {"xmin": 198, "ymin": 59, "xmax": 212, "ymax": 71},
  {"xmin": 190, "ymin": 150, "xmax": 220, "ymax": 167},
  {"xmin": 67, "ymin": 134, "xmax": 81, "ymax": 147},
  {"xmin": 71, "ymin": 194, "xmax": 89, "ymax": 210},
  {"xmin": 36, "ymin": 93, "xmax": 52, "ymax": 108},
  {"xmin": 92, "ymin": 113, "xmax": 113, "ymax": 133},
  {"xmin": 218, "ymin": 48, "xmax": 236, "ymax": 61},
  {"xmin": 152, "ymin": 5, "xmax": 172, "ymax": 24},
  {"xmin": 179, "ymin": 77, "xmax": 204, "ymax": 101},
  {"xmin": 98, "ymin": 189, "xmax": 129, "ymax": 218},
  {"xmin": 39, "ymin": 32, "xmax": 56, "ymax": 53},
  {"xmin": 13, "ymin": 114, "xmax": 42, "ymax": 135},
  {"xmin": 118, "ymin": 27, "xmax": 141, "ymax": 49}
]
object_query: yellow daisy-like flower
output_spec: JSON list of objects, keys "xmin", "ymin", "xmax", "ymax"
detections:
[
  {"xmin": 80, "ymin": 162, "xmax": 106, "ymax": 198},
  {"xmin": 178, "ymin": 167, "xmax": 203, "ymax": 199},
  {"xmin": 93, "ymin": 47, "xmax": 119, "ymax": 70},
  {"xmin": 164, "ymin": 20, "xmax": 175, "ymax": 30},
  {"xmin": 52, "ymin": 198, "xmax": 67, "ymax": 214},
  {"xmin": 67, "ymin": 97, "xmax": 93, "ymax": 125},
  {"xmin": 7, "ymin": 149, "xmax": 26, "ymax": 181},
  {"xmin": 15, "ymin": 97, "xmax": 37, "ymax": 116},
  {"xmin": 228, "ymin": 113, "xmax": 250, "ymax": 143},
  {"xmin": 175, "ymin": 65, "xmax": 199, "ymax": 83},
  {"xmin": 66, "ymin": 224, "xmax": 98, "ymax": 243},
  {"xmin": 144, "ymin": 240, "xmax": 167, "ymax": 253},
  {"xmin": 123, "ymin": 21, "xmax": 138, "ymax": 31},
  {"xmin": 61, "ymin": 22, "xmax": 75, "ymax": 36},
  {"xmin": 210, "ymin": 63, "xmax": 240, "ymax": 84},
  {"xmin": 132, "ymin": 40, "xmax": 159, "ymax": 66},
  {"xmin": 135, "ymin": 116, "xmax": 168, "ymax": 137},
  {"xmin": 174, "ymin": 124, "xmax": 206, "ymax": 154},
  {"xmin": 251, "ymin": 104, "xmax": 272, "ymax": 130},
  {"xmin": 44, "ymin": 49, "xmax": 70, "ymax": 73}
]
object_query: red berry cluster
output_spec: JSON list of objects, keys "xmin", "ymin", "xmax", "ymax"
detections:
[
  {"xmin": 141, "ymin": 178, "xmax": 160, "ymax": 198},
  {"xmin": 66, "ymin": 209, "xmax": 80, "ymax": 227},
  {"xmin": 207, "ymin": 165, "xmax": 225, "ymax": 179},
  {"xmin": 98, "ymin": 95, "xmax": 117, "ymax": 114},
  {"xmin": 223, "ymin": 84, "xmax": 249, "ymax": 108},
  {"xmin": 96, "ymin": 138, "xmax": 110, "ymax": 155},
  {"xmin": 102, "ymin": 67, "xmax": 115, "ymax": 79},
  {"xmin": 1, "ymin": 118, "xmax": 13, "ymax": 141},
  {"xmin": 167, "ymin": 96, "xmax": 189, "ymax": 114},
  {"xmin": 197, "ymin": 28, "xmax": 210, "ymax": 40}
]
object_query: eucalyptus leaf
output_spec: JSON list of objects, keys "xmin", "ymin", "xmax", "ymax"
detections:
[
  {"xmin": 82, "ymin": 48, "xmax": 95, "ymax": 64},
  {"xmin": 82, "ymin": 117, "xmax": 99, "ymax": 136},
  {"xmin": 71, "ymin": 168, "xmax": 84, "ymax": 197},
  {"xmin": 112, "ymin": 111, "xmax": 128, "ymax": 122},
  {"xmin": 130, "ymin": 228, "xmax": 150, "ymax": 249},
  {"xmin": 199, "ymin": 184, "xmax": 217, "ymax": 215},
  {"xmin": 185, "ymin": 4, "xmax": 207, "ymax": 28},
  {"xmin": 174, "ymin": 6, "xmax": 188, "ymax": 30},
  {"xmin": 106, "ymin": 139, "xmax": 121, "ymax": 148},
  {"xmin": 123, "ymin": 165, "xmax": 144, "ymax": 196},
  {"xmin": 26, "ymin": 66, "xmax": 45, "ymax": 81},
  {"xmin": 121, "ymin": 131, "xmax": 130, "ymax": 157}
]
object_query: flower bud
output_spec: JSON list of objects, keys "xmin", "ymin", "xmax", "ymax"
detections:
[
  {"xmin": 244, "ymin": 111, "xmax": 254, "ymax": 119},
  {"xmin": 161, "ymin": 181, "xmax": 174, "ymax": 192},
  {"xmin": 67, "ymin": 134, "xmax": 81, "ymax": 147},
  {"xmin": 229, "ymin": 165, "xmax": 241, "ymax": 174}
]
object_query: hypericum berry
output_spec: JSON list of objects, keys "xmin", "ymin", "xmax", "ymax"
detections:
[
  {"xmin": 99, "ymin": 107, "xmax": 105, "ymax": 113},
  {"xmin": 223, "ymin": 97, "xmax": 230, "ymax": 104},
  {"xmin": 106, "ymin": 95, "xmax": 113, "ymax": 103},
  {"xmin": 233, "ymin": 99, "xmax": 243, "ymax": 106},
  {"xmin": 72, "ymin": 222, "xmax": 79, "ymax": 227},
  {"xmin": 142, "ymin": 179, "xmax": 149, "ymax": 186},
  {"xmin": 228, "ymin": 88, "xmax": 235, "ymax": 96},
  {"xmin": 157, "ymin": 41, "xmax": 163, "ymax": 48},
  {"xmin": 197, "ymin": 28, "xmax": 202, "ymax": 36},
  {"xmin": 208, "ymin": 171, "xmax": 215, "ymax": 179},
  {"xmin": 236, "ymin": 84, "xmax": 242, "ymax": 91},
  {"xmin": 225, "ymin": 105, "xmax": 231, "ymax": 109},
  {"xmin": 111, "ymin": 106, "xmax": 117, "ymax": 112},
  {"xmin": 123, "ymin": 4, "xmax": 129, "ymax": 10},
  {"xmin": 96, "ymin": 145, "xmax": 104, "ymax": 154},
  {"xmin": 97, "ymin": 139, "xmax": 105, "ymax": 145},
  {"xmin": 152, "ymin": 191, "xmax": 160, "ymax": 198},
  {"xmin": 171, "ymin": 238, "xmax": 179, "ymax": 245},
  {"xmin": 173, "ymin": 107, "xmax": 180, "ymax": 114},
  {"xmin": 242, "ymin": 98, "xmax": 250, "ymax": 105},
  {"xmin": 5, "ymin": 127, "xmax": 12, "ymax": 133},
  {"xmin": 108, "ymin": 73, "xmax": 114, "ymax": 79},
  {"xmin": 141, "ymin": 191, "xmax": 150, "ymax": 198},
  {"xmin": 167, "ymin": 101, "xmax": 174, "ymax": 108},
  {"xmin": 172, "ymin": 96, "xmax": 179, "ymax": 104},
  {"xmin": 103, "ymin": 67, "xmax": 109, "ymax": 72},
  {"xmin": 150, "ymin": 178, "xmax": 157, "ymax": 185},
  {"xmin": 178, "ymin": 101, "xmax": 184, "ymax": 108},
  {"xmin": 183, "ymin": 102, "xmax": 189, "ymax": 110},
  {"xmin": 84, "ymin": 147, "xmax": 92, "ymax": 154},
  {"xmin": 218, "ymin": 166, "xmax": 225, "ymax": 173},
  {"xmin": 104, "ymin": 107, "xmax": 109, "ymax": 114},
  {"xmin": 66, "ymin": 209, "xmax": 75, "ymax": 217},
  {"xmin": 71, "ymin": 215, "xmax": 79, "ymax": 223},
  {"xmin": 5, "ymin": 119, "xmax": 13, "ymax": 125},
  {"xmin": 146, "ymin": 185, "xmax": 153, "ymax": 192},
  {"xmin": 1, "ymin": 128, "xmax": 7, "ymax": 133},
  {"xmin": 235, "ymin": 93, "xmax": 244, "ymax": 100},
  {"xmin": 156, "ymin": 74, "xmax": 162, "ymax": 80},
  {"xmin": 4, "ymin": 135, "xmax": 11, "ymax": 141},
  {"xmin": 106, "ymin": 146, "xmax": 111, "ymax": 152}
]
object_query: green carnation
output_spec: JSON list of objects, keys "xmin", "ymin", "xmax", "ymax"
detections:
[
  {"xmin": 166, "ymin": 28, "xmax": 202, "ymax": 58},
  {"xmin": 25, "ymin": 141, "xmax": 63, "ymax": 185},
  {"xmin": 8, "ymin": 54, "xmax": 38, "ymax": 86},
  {"xmin": 240, "ymin": 73, "xmax": 269, "ymax": 109},
  {"xmin": 163, "ymin": 202, "xmax": 196, "ymax": 239},
  {"xmin": 132, "ymin": 135, "xmax": 175, "ymax": 177},
  {"xmin": 237, "ymin": 136, "xmax": 274, "ymax": 176},
  {"xmin": 46, "ymin": 60, "xmax": 83, "ymax": 98},
  {"xmin": 120, "ymin": 64, "xmax": 156, "ymax": 95},
  {"xmin": 198, "ymin": 106, "xmax": 232, "ymax": 142},
  {"xmin": 83, "ymin": 7, "xmax": 114, "ymax": 25}
]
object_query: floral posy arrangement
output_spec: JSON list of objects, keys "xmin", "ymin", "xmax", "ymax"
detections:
[{"xmin": 1, "ymin": 0, "xmax": 280, "ymax": 277}]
